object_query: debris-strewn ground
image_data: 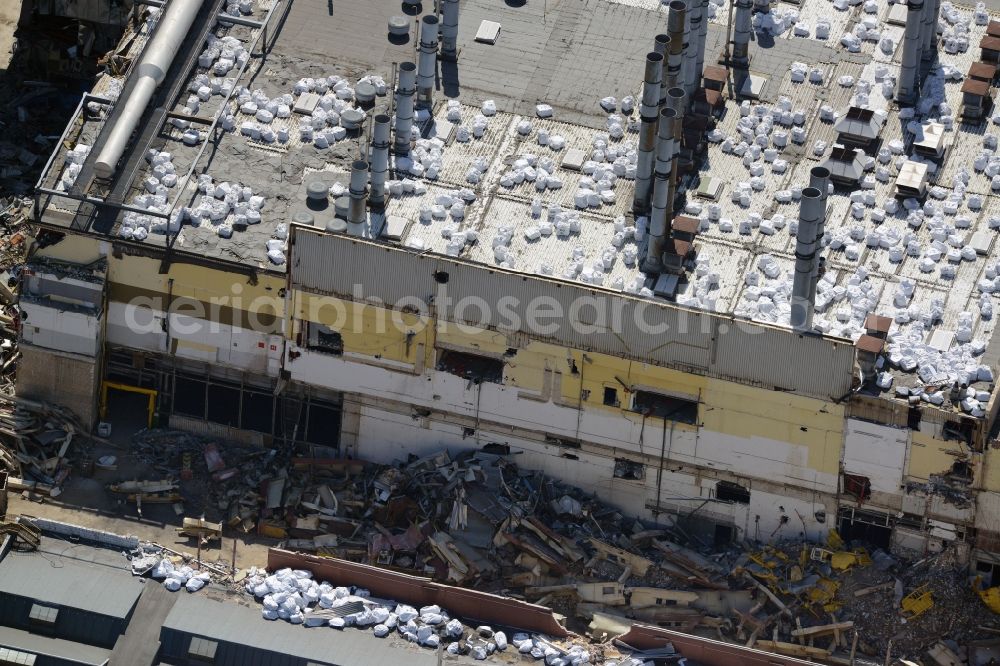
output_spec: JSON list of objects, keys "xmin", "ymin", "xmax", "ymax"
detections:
[{"xmin": 6, "ymin": 421, "xmax": 1000, "ymax": 664}]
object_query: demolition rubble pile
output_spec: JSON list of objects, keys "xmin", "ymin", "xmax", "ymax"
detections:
[
  {"xmin": 0, "ymin": 396, "xmax": 95, "ymax": 499},
  {"xmin": 111, "ymin": 437, "xmax": 1000, "ymax": 660}
]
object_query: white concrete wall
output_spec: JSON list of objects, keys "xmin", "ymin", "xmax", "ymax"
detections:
[
  {"xmin": 286, "ymin": 347, "xmax": 840, "ymax": 495},
  {"xmin": 21, "ymin": 301, "xmax": 100, "ymax": 357},
  {"xmin": 106, "ymin": 302, "xmax": 281, "ymax": 375},
  {"xmin": 844, "ymin": 419, "xmax": 908, "ymax": 494},
  {"xmin": 351, "ymin": 400, "xmax": 834, "ymax": 542}
]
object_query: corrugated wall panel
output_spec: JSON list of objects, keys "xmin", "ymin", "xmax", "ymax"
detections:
[{"xmin": 292, "ymin": 228, "xmax": 855, "ymax": 398}]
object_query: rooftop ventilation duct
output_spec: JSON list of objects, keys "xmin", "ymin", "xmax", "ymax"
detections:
[
  {"xmin": 369, "ymin": 114, "xmax": 391, "ymax": 207},
  {"xmin": 654, "ymin": 34, "xmax": 670, "ymax": 106},
  {"xmin": 807, "ymin": 166, "xmax": 830, "ymax": 309},
  {"xmin": 732, "ymin": 0, "xmax": 753, "ymax": 70},
  {"xmin": 665, "ymin": 87, "xmax": 685, "ymax": 211},
  {"xmin": 633, "ymin": 52, "xmax": 664, "ymax": 216},
  {"xmin": 644, "ymin": 107, "xmax": 678, "ymax": 274},
  {"xmin": 666, "ymin": 1, "xmax": 687, "ymax": 92},
  {"xmin": 790, "ymin": 187, "xmax": 824, "ymax": 331},
  {"xmin": 896, "ymin": 0, "xmax": 924, "ymax": 104},
  {"xmin": 417, "ymin": 15, "xmax": 439, "ymax": 108},
  {"xmin": 922, "ymin": 0, "xmax": 940, "ymax": 62},
  {"xmin": 683, "ymin": 0, "xmax": 706, "ymax": 98},
  {"xmin": 441, "ymin": 0, "xmax": 460, "ymax": 61},
  {"xmin": 694, "ymin": 0, "xmax": 709, "ymax": 96},
  {"xmin": 93, "ymin": 0, "xmax": 206, "ymax": 178},
  {"xmin": 394, "ymin": 61, "xmax": 417, "ymax": 155},
  {"xmin": 347, "ymin": 159, "xmax": 369, "ymax": 235}
]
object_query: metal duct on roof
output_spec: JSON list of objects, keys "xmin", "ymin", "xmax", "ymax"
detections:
[
  {"xmin": 666, "ymin": 1, "xmax": 687, "ymax": 92},
  {"xmin": 732, "ymin": 0, "xmax": 753, "ymax": 70},
  {"xmin": 807, "ymin": 166, "xmax": 831, "ymax": 312},
  {"xmin": 790, "ymin": 187, "xmax": 824, "ymax": 331},
  {"xmin": 645, "ymin": 107, "xmax": 677, "ymax": 273},
  {"xmin": 394, "ymin": 61, "xmax": 417, "ymax": 155},
  {"xmin": 417, "ymin": 15, "xmax": 439, "ymax": 108},
  {"xmin": 654, "ymin": 34, "xmax": 670, "ymax": 106},
  {"xmin": 347, "ymin": 159, "xmax": 369, "ymax": 234},
  {"xmin": 896, "ymin": 0, "xmax": 924, "ymax": 104},
  {"xmin": 369, "ymin": 114, "xmax": 391, "ymax": 207},
  {"xmin": 441, "ymin": 0, "xmax": 460, "ymax": 60},
  {"xmin": 633, "ymin": 52, "xmax": 664, "ymax": 216}
]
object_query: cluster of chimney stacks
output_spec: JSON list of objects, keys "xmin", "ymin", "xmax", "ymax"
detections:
[{"xmin": 897, "ymin": 0, "xmax": 941, "ymax": 105}]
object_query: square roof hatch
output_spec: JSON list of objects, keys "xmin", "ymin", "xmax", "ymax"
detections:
[
  {"xmin": 561, "ymin": 148, "xmax": 587, "ymax": 171},
  {"xmin": 695, "ymin": 176, "xmax": 723, "ymax": 201}
]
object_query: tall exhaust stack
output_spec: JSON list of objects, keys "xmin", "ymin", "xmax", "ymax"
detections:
[
  {"xmin": 347, "ymin": 159, "xmax": 369, "ymax": 235},
  {"xmin": 644, "ymin": 107, "xmax": 678, "ymax": 274},
  {"xmin": 417, "ymin": 15, "xmax": 439, "ymax": 108},
  {"xmin": 93, "ymin": 0, "xmax": 205, "ymax": 178},
  {"xmin": 733, "ymin": 0, "xmax": 753, "ymax": 70},
  {"xmin": 695, "ymin": 0, "xmax": 709, "ymax": 95},
  {"xmin": 922, "ymin": 0, "xmax": 940, "ymax": 61},
  {"xmin": 790, "ymin": 187, "xmax": 824, "ymax": 331},
  {"xmin": 684, "ymin": 0, "xmax": 705, "ymax": 98},
  {"xmin": 666, "ymin": 87, "xmax": 685, "ymax": 212},
  {"xmin": 369, "ymin": 114, "xmax": 391, "ymax": 207},
  {"xmin": 896, "ymin": 0, "xmax": 924, "ymax": 105},
  {"xmin": 666, "ymin": 1, "xmax": 687, "ymax": 92},
  {"xmin": 394, "ymin": 61, "xmax": 417, "ymax": 155},
  {"xmin": 441, "ymin": 0, "xmax": 460, "ymax": 61},
  {"xmin": 654, "ymin": 34, "xmax": 670, "ymax": 106},
  {"xmin": 634, "ymin": 52, "xmax": 664, "ymax": 216},
  {"xmin": 807, "ymin": 166, "xmax": 830, "ymax": 309}
]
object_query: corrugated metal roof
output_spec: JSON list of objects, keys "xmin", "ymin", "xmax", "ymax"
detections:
[
  {"xmin": 290, "ymin": 229, "xmax": 857, "ymax": 398},
  {"xmin": 0, "ymin": 626, "xmax": 111, "ymax": 666},
  {"xmin": 0, "ymin": 543, "xmax": 143, "ymax": 619},
  {"xmin": 161, "ymin": 594, "xmax": 441, "ymax": 665}
]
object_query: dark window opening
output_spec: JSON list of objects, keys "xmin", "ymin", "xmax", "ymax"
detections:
[
  {"xmin": 632, "ymin": 390, "xmax": 698, "ymax": 424},
  {"xmin": 907, "ymin": 406, "xmax": 922, "ymax": 431},
  {"xmin": 206, "ymin": 383, "xmax": 240, "ymax": 428},
  {"xmin": 614, "ymin": 458, "xmax": 645, "ymax": 481},
  {"xmin": 714, "ymin": 524, "xmax": 734, "ymax": 547},
  {"xmin": 306, "ymin": 323, "xmax": 343, "ymax": 355},
  {"xmin": 837, "ymin": 507, "xmax": 892, "ymax": 549},
  {"xmin": 434, "ymin": 271, "xmax": 450, "ymax": 284},
  {"xmin": 943, "ymin": 419, "xmax": 974, "ymax": 447},
  {"xmin": 437, "ymin": 349, "xmax": 504, "ymax": 384},
  {"xmin": 482, "ymin": 443, "xmax": 510, "ymax": 455},
  {"xmin": 843, "ymin": 473, "xmax": 872, "ymax": 502},
  {"xmin": 602, "ymin": 586, "xmax": 616, "ymax": 595},
  {"xmin": 240, "ymin": 390, "xmax": 274, "ymax": 434},
  {"xmin": 546, "ymin": 435, "xmax": 581, "ymax": 449},
  {"xmin": 952, "ymin": 459, "xmax": 973, "ymax": 481},
  {"xmin": 716, "ymin": 480, "xmax": 751, "ymax": 504},
  {"xmin": 462, "ymin": 427, "xmax": 476, "ymax": 438},
  {"xmin": 603, "ymin": 387, "xmax": 619, "ymax": 407},
  {"xmin": 655, "ymin": 598, "xmax": 678, "ymax": 606},
  {"xmin": 173, "ymin": 375, "xmax": 207, "ymax": 419},
  {"xmin": 977, "ymin": 560, "xmax": 1000, "ymax": 587},
  {"xmin": 305, "ymin": 402, "xmax": 341, "ymax": 447}
]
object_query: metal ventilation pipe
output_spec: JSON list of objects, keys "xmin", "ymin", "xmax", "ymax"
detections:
[
  {"xmin": 807, "ymin": 166, "xmax": 830, "ymax": 309},
  {"xmin": 733, "ymin": 0, "xmax": 753, "ymax": 70},
  {"xmin": 654, "ymin": 34, "xmax": 670, "ymax": 106},
  {"xmin": 666, "ymin": 87, "xmax": 685, "ymax": 211},
  {"xmin": 634, "ymin": 52, "xmax": 664, "ymax": 216},
  {"xmin": 93, "ymin": 0, "xmax": 206, "ymax": 178},
  {"xmin": 369, "ymin": 114, "xmax": 391, "ymax": 207},
  {"xmin": 790, "ymin": 187, "xmax": 823, "ymax": 331},
  {"xmin": 394, "ymin": 61, "xmax": 417, "ymax": 155},
  {"xmin": 695, "ymin": 0, "xmax": 709, "ymax": 94},
  {"xmin": 441, "ymin": 0, "xmax": 460, "ymax": 61},
  {"xmin": 666, "ymin": 1, "xmax": 687, "ymax": 92},
  {"xmin": 896, "ymin": 0, "xmax": 924, "ymax": 104},
  {"xmin": 645, "ymin": 107, "xmax": 678, "ymax": 274},
  {"xmin": 347, "ymin": 159, "xmax": 369, "ymax": 235},
  {"xmin": 922, "ymin": 0, "xmax": 940, "ymax": 61},
  {"xmin": 417, "ymin": 15, "xmax": 439, "ymax": 108},
  {"xmin": 683, "ymin": 0, "xmax": 705, "ymax": 98}
]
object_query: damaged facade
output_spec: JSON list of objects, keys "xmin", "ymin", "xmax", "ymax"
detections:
[{"xmin": 17, "ymin": 0, "xmax": 1000, "ymax": 595}]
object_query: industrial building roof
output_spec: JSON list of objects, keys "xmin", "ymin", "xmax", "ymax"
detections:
[
  {"xmin": 0, "ymin": 626, "xmax": 111, "ymax": 666},
  {"xmin": 0, "ymin": 536, "xmax": 143, "ymax": 619},
  {"xmin": 31, "ymin": 0, "xmax": 1000, "ymax": 408},
  {"xmin": 161, "ymin": 593, "xmax": 447, "ymax": 665}
]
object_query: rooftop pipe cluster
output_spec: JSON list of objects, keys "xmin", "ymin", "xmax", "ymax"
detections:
[{"xmin": 897, "ymin": 0, "xmax": 940, "ymax": 104}]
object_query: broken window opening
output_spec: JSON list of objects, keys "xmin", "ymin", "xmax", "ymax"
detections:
[
  {"xmin": 603, "ymin": 386, "xmax": 619, "ymax": 407},
  {"xmin": 654, "ymin": 598, "xmax": 679, "ymax": 606},
  {"xmin": 602, "ymin": 586, "xmax": 616, "ymax": 595},
  {"xmin": 716, "ymin": 480, "xmax": 751, "ymax": 504},
  {"xmin": 614, "ymin": 458, "xmax": 645, "ymax": 481},
  {"xmin": 907, "ymin": 406, "xmax": 922, "ymax": 431},
  {"xmin": 545, "ymin": 434, "xmax": 581, "ymax": 449},
  {"xmin": 481, "ymin": 442, "xmax": 510, "ymax": 455},
  {"xmin": 943, "ymin": 419, "xmax": 974, "ymax": 447},
  {"xmin": 437, "ymin": 349, "xmax": 504, "ymax": 384},
  {"xmin": 305, "ymin": 322, "xmax": 343, "ymax": 356},
  {"xmin": 951, "ymin": 459, "xmax": 973, "ymax": 481},
  {"xmin": 632, "ymin": 390, "xmax": 698, "ymax": 424},
  {"xmin": 837, "ymin": 507, "xmax": 892, "ymax": 549},
  {"xmin": 843, "ymin": 473, "xmax": 872, "ymax": 502}
]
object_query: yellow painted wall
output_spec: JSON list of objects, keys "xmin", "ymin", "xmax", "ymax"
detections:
[
  {"xmin": 31, "ymin": 234, "xmax": 104, "ymax": 265},
  {"xmin": 293, "ymin": 292, "xmax": 432, "ymax": 366},
  {"xmin": 984, "ymin": 450, "xmax": 1000, "ymax": 493},
  {"xmin": 289, "ymin": 288, "xmax": 845, "ymax": 477},
  {"xmin": 907, "ymin": 431, "xmax": 962, "ymax": 481}
]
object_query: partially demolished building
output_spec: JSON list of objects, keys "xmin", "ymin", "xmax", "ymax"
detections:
[{"xmin": 18, "ymin": 0, "xmax": 1000, "ymax": 586}]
